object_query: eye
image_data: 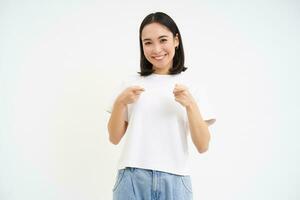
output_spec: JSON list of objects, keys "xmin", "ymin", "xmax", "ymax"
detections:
[
  {"xmin": 160, "ymin": 39, "xmax": 167, "ymax": 43},
  {"xmin": 144, "ymin": 42, "xmax": 151, "ymax": 46}
]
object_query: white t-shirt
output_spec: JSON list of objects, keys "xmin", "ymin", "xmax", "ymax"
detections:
[{"xmin": 107, "ymin": 71, "xmax": 216, "ymax": 175}]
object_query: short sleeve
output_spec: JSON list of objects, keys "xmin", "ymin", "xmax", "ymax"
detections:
[
  {"xmin": 193, "ymin": 86, "xmax": 216, "ymax": 126},
  {"xmin": 106, "ymin": 80, "xmax": 128, "ymax": 122}
]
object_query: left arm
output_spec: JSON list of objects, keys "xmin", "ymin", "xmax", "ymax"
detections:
[
  {"xmin": 173, "ymin": 84, "xmax": 212, "ymax": 153},
  {"xmin": 186, "ymin": 100, "xmax": 211, "ymax": 153}
]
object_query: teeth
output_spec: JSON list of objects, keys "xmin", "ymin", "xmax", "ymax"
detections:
[{"xmin": 153, "ymin": 55, "xmax": 165, "ymax": 60}]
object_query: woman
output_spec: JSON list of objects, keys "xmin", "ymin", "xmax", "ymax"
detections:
[{"xmin": 107, "ymin": 12, "xmax": 216, "ymax": 200}]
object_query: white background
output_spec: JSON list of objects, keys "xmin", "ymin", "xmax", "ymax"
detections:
[{"xmin": 1, "ymin": 0, "xmax": 299, "ymax": 199}]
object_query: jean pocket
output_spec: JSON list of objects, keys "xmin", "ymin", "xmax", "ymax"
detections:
[
  {"xmin": 113, "ymin": 169, "xmax": 125, "ymax": 192},
  {"xmin": 180, "ymin": 176, "xmax": 193, "ymax": 193}
]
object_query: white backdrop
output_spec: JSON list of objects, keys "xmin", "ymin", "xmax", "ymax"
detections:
[{"xmin": 1, "ymin": 0, "xmax": 299, "ymax": 199}]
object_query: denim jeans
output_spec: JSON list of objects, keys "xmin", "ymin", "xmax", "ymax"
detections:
[{"xmin": 112, "ymin": 167, "xmax": 193, "ymax": 200}]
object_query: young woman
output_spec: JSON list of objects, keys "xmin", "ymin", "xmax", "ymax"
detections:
[{"xmin": 107, "ymin": 12, "xmax": 216, "ymax": 200}]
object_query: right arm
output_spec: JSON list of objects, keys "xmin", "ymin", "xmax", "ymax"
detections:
[
  {"xmin": 107, "ymin": 99, "xmax": 128, "ymax": 145},
  {"xmin": 107, "ymin": 86, "xmax": 145, "ymax": 145}
]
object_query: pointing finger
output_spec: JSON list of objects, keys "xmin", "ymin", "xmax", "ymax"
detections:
[
  {"xmin": 173, "ymin": 88, "xmax": 185, "ymax": 94},
  {"xmin": 131, "ymin": 86, "xmax": 145, "ymax": 92}
]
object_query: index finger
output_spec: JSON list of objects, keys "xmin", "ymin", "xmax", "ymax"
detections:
[
  {"xmin": 131, "ymin": 86, "xmax": 145, "ymax": 92},
  {"xmin": 173, "ymin": 89, "xmax": 185, "ymax": 94}
]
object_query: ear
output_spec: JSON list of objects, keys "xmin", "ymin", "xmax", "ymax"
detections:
[{"xmin": 174, "ymin": 33, "xmax": 179, "ymax": 47}]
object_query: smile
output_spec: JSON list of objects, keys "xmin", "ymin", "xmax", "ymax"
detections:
[{"xmin": 152, "ymin": 54, "xmax": 167, "ymax": 60}]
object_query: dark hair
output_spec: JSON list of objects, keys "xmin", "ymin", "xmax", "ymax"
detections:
[{"xmin": 138, "ymin": 12, "xmax": 187, "ymax": 76}]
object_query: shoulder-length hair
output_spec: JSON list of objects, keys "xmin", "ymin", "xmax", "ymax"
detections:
[{"xmin": 138, "ymin": 12, "xmax": 187, "ymax": 76}]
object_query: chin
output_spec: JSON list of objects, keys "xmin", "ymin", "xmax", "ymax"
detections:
[{"xmin": 152, "ymin": 61, "xmax": 170, "ymax": 68}]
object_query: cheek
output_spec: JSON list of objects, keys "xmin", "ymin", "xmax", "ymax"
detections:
[
  {"xmin": 165, "ymin": 43, "xmax": 175, "ymax": 53},
  {"xmin": 143, "ymin": 46, "xmax": 151, "ymax": 56}
]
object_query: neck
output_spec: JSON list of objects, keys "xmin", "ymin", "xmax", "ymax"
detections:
[{"xmin": 153, "ymin": 65, "xmax": 171, "ymax": 75}]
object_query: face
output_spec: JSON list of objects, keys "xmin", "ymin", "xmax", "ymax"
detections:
[{"xmin": 141, "ymin": 22, "xmax": 179, "ymax": 74}]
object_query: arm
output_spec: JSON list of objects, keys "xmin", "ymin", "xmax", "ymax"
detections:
[
  {"xmin": 107, "ymin": 86, "xmax": 145, "ymax": 145},
  {"xmin": 107, "ymin": 99, "xmax": 128, "ymax": 145},
  {"xmin": 186, "ymin": 101, "xmax": 211, "ymax": 153},
  {"xmin": 173, "ymin": 84, "xmax": 213, "ymax": 153}
]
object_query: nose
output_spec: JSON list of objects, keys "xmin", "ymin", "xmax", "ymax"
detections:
[{"xmin": 152, "ymin": 43, "xmax": 162, "ymax": 54}]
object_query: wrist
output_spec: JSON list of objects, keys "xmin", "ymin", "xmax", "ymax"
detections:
[
  {"xmin": 186, "ymin": 100, "xmax": 197, "ymax": 111},
  {"xmin": 115, "ymin": 97, "xmax": 127, "ymax": 108}
]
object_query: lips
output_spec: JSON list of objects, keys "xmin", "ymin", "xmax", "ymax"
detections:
[{"xmin": 152, "ymin": 54, "xmax": 167, "ymax": 60}]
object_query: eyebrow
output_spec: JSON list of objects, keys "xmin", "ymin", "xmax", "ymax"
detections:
[{"xmin": 142, "ymin": 35, "xmax": 169, "ymax": 42}]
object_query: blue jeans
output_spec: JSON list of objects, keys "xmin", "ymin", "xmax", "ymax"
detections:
[{"xmin": 112, "ymin": 167, "xmax": 193, "ymax": 200}]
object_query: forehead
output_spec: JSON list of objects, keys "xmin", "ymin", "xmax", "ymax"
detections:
[{"xmin": 141, "ymin": 22, "xmax": 173, "ymax": 39}]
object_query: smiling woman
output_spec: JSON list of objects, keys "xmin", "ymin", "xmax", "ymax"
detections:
[
  {"xmin": 107, "ymin": 12, "xmax": 216, "ymax": 200},
  {"xmin": 141, "ymin": 23, "xmax": 179, "ymax": 74},
  {"xmin": 138, "ymin": 12, "xmax": 186, "ymax": 76}
]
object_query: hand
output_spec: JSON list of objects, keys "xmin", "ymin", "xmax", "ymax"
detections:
[
  {"xmin": 116, "ymin": 86, "xmax": 145, "ymax": 105},
  {"xmin": 173, "ymin": 84, "xmax": 195, "ymax": 108}
]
